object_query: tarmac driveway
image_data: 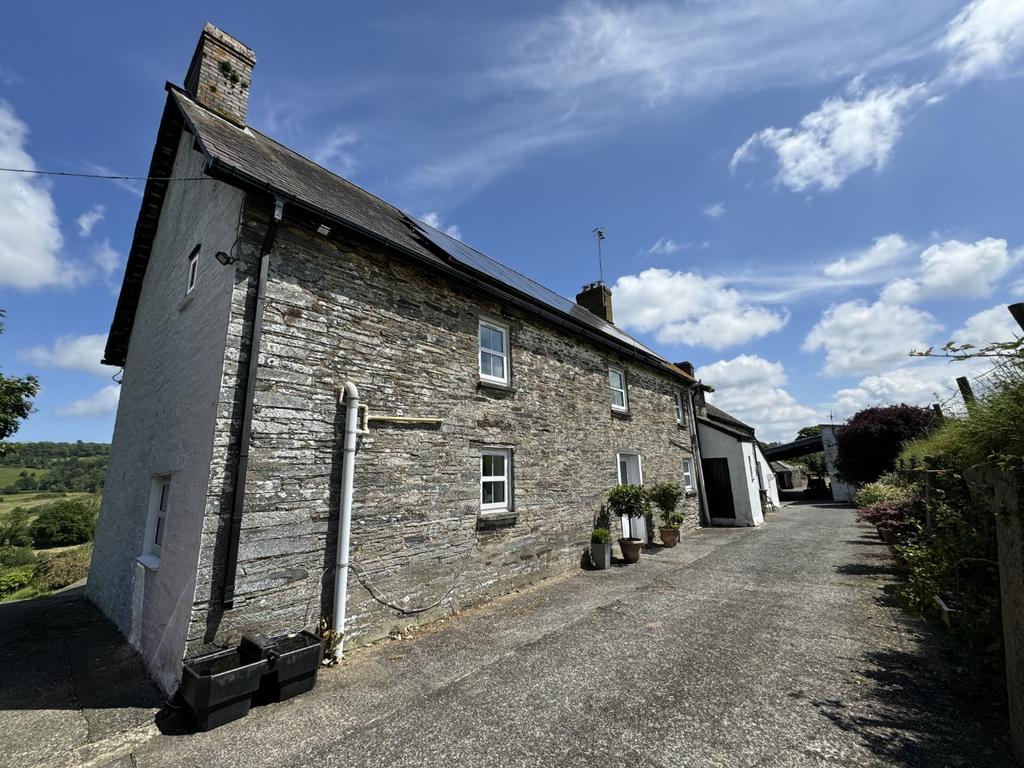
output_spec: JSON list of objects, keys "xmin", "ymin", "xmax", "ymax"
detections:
[{"xmin": 2, "ymin": 503, "xmax": 1018, "ymax": 767}]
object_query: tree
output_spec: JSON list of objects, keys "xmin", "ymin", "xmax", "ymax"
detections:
[
  {"xmin": 835, "ymin": 405, "xmax": 938, "ymax": 485},
  {"xmin": 796, "ymin": 425, "xmax": 822, "ymax": 439},
  {"xmin": 29, "ymin": 499, "xmax": 99, "ymax": 548},
  {"xmin": 0, "ymin": 310, "xmax": 39, "ymax": 442}
]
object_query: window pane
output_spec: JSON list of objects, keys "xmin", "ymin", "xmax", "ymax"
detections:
[
  {"xmin": 483, "ymin": 480, "xmax": 505, "ymax": 505},
  {"xmin": 482, "ymin": 454, "xmax": 493, "ymax": 476},
  {"xmin": 491, "ymin": 454, "xmax": 504, "ymax": 476},
  {"xmin": 611, "ymin": 389, "xmax": 625, "ymax": 408},
  {"xmin": 159, "ymin": 483, "xmax": 169, "ymax": 512},
  {"xmin": 481, "ymin": 351, "xmax": 505, "ymax": 379},
  {"xmin": 154, "ymin": 515, "xmax": 164, "ymax": 546},
  {"xmin": 608, "ymin": 369, "xmax": 622, "ymax": 389},
  {"xmin": 480, "ymin": 324, "xmax": 504, "ymax": 353}
]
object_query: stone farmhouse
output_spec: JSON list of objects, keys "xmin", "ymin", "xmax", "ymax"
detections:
[{"xmin": 87, "ymin": 24, "xmax": 723, "ymax": 693}]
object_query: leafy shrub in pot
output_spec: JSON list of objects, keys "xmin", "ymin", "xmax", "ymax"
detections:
[
  {"xmin": 647, "ymin": 481, "xmax": 684, "ymax": 547},
  {"xmin": 607, "ymin": 484, "xmax": 649, "ymax": 563},
  {"xmin": 590, "ymin": 527, "xmax": 612, "ymax": 570}
]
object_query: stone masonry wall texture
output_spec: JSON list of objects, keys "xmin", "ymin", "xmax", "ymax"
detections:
[{"xmin": 186, "ymin": 197, "xmax": 699, "ymax": 658}]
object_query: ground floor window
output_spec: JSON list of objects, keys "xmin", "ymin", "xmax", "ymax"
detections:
[
  {"xmin": 481, "ymin": 448, "xmax": 511, "ymax": 512},
  {"xmin": 144, "ymin": 475, "xmax": 171, "ymax": 561},
  {"xmin": 617, "ymin": 452, "xmax": 643, "ymax": 485},
  {"xmin": 682, "ymin": 459, "xmax": 695, "ymax": 491}
]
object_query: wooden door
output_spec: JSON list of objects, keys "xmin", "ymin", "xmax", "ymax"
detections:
[{"xmin": 702, "ymin": 457, "xmax": 736, "ymax": 519}]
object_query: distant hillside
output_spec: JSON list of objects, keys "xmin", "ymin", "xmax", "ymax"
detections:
[{"xmin": 0, "ymin": 442, "xmax": 110, "ymax": 494}]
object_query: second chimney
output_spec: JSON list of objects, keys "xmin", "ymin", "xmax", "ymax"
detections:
[
  {"xmin": 184, "ymin": 23, "xmax": 256, "ymax": 127},
  {"xmin": 576, "ymin": 281, "xmax": 613, "ymax": 324}
]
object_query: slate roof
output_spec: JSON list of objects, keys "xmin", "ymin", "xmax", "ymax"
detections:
[
  {"xmin": 104, "ymin": 84, "xmax": 695, "ymax": 385},
  {"xmin": 698, "ymin": 403, "xmax": 757, "ymax": 440}
]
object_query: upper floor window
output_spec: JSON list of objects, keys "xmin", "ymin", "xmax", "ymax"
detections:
[
  {"xmin": 481, "ymin": 448, "xmax": 511, "ymax": 512},
  {"xmin": 674, "ymin": 391, "xmax": 686, "ymax": 424},
  {"xmin": 479, "ymin": 319, "xmax": 509, "ymax": 385},
  {"xmin": 186, "ymin": 244, "xmax": 200, "ymax": 294},
  {"xmin": 608, "ymin": 367, "xmax": 628, "ymax": 412}
]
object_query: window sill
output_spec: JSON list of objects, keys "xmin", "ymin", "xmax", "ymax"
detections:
[
  {"xmin": 610, "ymin": 409, "xmax": 632, "ymax": 420},
  {"xmin": 477, "ymin": 508, "xmax": 517, "ymax": 530},
  {"xmin": 136, "ymin": 553, "xmax": 161, "ymax": 571},
  {"xmin": 684, "ymin": 489, "xmax": 698, "ymax": 497},
  {"xmin": 477, "ymin": 380, "xmax": 518, "ymax": 396}
]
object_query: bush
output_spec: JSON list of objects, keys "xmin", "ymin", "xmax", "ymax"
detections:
[
  {"xmin": 647, "ymin": 481, "xmax": 684, "ymax": 527},
  {"xmin": 836, "ymin": 404, "xmax": 938, "ymax": 484},
  {"xmin": 0, "ymin": 564, "xmax": 35, "ymax": 597},
  {"xmin": 854, "ymin": 474, "xmax": 917, "ymax": 508},
  {"xmin": 29, "ymin": 498, "xmax": 97, "ymax": 548},
  {"xmin": 0, "ymin": 507, "xmax": 33, "ymax": 547},
  {"xmin": 31, "ymin": 544, "xmax": 91, "ymax": 591},
  {"xmin": 591, "ymin": 527, "xmax": 611, "ymax": 545},
  {"xmin": 607, "ymin": 484, "xmax": 649, "ymax": 539},
  {"xmin": 856, "ymin": 499, "xmax": 922, "ymax": 540},
  {"xmin": 0, "ymin": 546, "xmax": 35, "ymax": 567}
]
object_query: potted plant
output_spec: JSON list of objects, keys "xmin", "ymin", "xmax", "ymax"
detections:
[
  {"xmin": 590, "ymin": 527, "xmax": 612, "ymax": 570},
  {"xmin": 607, "ymin": 483, "xmax": 649, "ymax": 564},
  {"xmin": 648, "ymin": 481, "xmax": 684, "ymax": 548}
]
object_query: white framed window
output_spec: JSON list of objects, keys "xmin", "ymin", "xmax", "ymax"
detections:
[
  {"xmin": 480, "ymin": 448, "xmax": 511, "ymax": 512},
  {"xmin": 674, "ymin": 391, "xmax": 685, "ymax": 424},
  {"xmin": 608, "ymin": 367, "xmax": 628, "ymax": 412},
  {"xmin": 479, "ymin": 319, "xmax": 510, "ymax": 385},
  {"xmin": 144, "ymin": 475, "xmax": 171, "ymax": 561},
  {"xmin": 186, "ymin": 244, "xmax": 200, "ymax": 294},
  {"xmin": 682, "ymin": 459, "xmax": 695, "ymax": 491},
  {"xmin": 616, "ymin": 452, "xmax": 643, "ymax": 485}
]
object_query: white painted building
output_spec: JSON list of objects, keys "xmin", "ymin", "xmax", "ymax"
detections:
[{"xmin": 695, "ymin": 404, "xmax": 768, "ymax": 527}]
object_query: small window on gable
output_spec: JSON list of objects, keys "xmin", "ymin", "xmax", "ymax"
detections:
[
  {"xmin": 674, "ymin": 391, "xmax": 686, "ymax": 424},
  {"xmin": 479, "ymin": 319, "xmax": 510, "ymax": 385},
  {"xmin": 609, "ymin": 367, "xmax": 628, "ymax": 412},
  {"xmin": 480, "ymin": 448, "xmax": 511, "ymax": 512},
  {"xmin": 144, "ymin": 475, "xmax": 171, "ymax": 562},
  {"xmin": 186, "ymin": 244, "xmax": 200, "ymax": 294}
]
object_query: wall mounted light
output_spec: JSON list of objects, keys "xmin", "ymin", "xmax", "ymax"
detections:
[{"xmin": 214, "ymin": 251, "xmax": 237, "ymax": 266}]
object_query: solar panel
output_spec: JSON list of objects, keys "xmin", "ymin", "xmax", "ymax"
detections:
[{"xmin": 411, "ymin": 220, "xmax": 667, "ymax": 362}]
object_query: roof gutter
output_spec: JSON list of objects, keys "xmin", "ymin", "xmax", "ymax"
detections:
[{"xmin": 222, "ymin": 195, "xmax": 284, "ymax": 608}]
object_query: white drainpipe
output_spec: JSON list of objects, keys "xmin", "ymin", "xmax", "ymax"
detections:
[{"xmin": 333, "ymin": 382, "xmax": 360, "ymax": 660}]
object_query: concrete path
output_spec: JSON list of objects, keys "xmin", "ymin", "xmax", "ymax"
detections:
[{"xmin": 1, "ymin": 503, "xmax": 1018, "ymax": 767}]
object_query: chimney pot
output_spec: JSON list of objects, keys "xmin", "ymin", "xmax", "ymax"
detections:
[
  {"xmin": 575, "ymin": 281, "xmax": 613, "ymax": 324},
  {"xmin": 184, "ymin": 23, "xmax": 256, "ymax": 127}
]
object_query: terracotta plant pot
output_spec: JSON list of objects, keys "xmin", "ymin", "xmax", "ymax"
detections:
[
  {"xmin": 619, "ymin": 537, "xmax": 642, "ymax": 563},
  {"xmin": 659, "ymin": 527, "xmax": 680, "ymax": 548}
]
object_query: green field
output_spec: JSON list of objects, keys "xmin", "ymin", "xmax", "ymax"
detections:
[
  {"xmin": 0, "ymin": 466, "xmax": 45, "ymax": 487},
  {"xmin": 0, "ymin": 491, "xmax": 97, "ymax": 518}
]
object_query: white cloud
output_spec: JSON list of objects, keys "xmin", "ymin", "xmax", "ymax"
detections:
[
  {"xmin": 823, "ymin": 234, "xmax": 913, "ymax": 278},
  {"xmin": 939, "ymin": 0, "xmax": 1024, "ymax": 83},
  {"xmin": 803, "ymin": 298, "xmax": 941, "ymax": 377},
  {"xmin": 0, "ymin": 100, "xmax": 77, "ymax": 290},
  {"xmin": 420, "ymin": 212, "xmax": 461, "ymax": 240},
  {"xmin": 55, "ymin": 385, "xmax": 121, "ymax": 418},
  {"xmin": 703, "ymin": 202, "xmax": 726, "ymax": 219},
  {"xmin": 92, "ymin": 239, "xmax": 121, "ymax": 282},
  {"xmin": 648, "ymin": 237, "xmax": 688, "ymax": 255},
  {"xmin": 405, "ymin": 2, "xmax": 954, "ymax": 196},
  {"xmin": 76, "ymin": 204, "xmax": 105, "ymax": 238},
  {"xmin": 19, "ymin": 333, "xmax": 109, "ymax": 376},
  {"xmin": 731, "ymin": 80, "xmax": 927, "ymax": 192},
  {"xmin": 878, "ymin": 237, "xmax": 1018, "ymax": 302},
  {"xmin": 951, "ymin": 303, "xmax": 1022, "ymax": 346},
  {"xmin": 697, "ymin": 355, "xmax": 822, "ymax": 442},
  {"xmin": 613, "ymin": 268, "xmax": 788, "ymax": 349},
  {"xmin": 312, "ymin": 129, "xmax": 358, "ymax": 176}
]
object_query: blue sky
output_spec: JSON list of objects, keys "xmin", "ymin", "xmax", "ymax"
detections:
[{"xmin": 1, "ymin": 1, "xmax": 1023, "ymax": 442}]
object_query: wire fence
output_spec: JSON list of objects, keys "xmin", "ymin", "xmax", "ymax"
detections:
[{"xmin": 934, "ymin": 354, "xmax": 1020, "ymax": 419}]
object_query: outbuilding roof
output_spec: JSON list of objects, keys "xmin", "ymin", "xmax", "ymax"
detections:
[{"xmin": 103, "ymin": 85, "xmax": 695, "ymax": 388}]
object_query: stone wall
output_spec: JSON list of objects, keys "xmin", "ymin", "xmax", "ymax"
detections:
[{"xmin": 187, "ymin": 197, "xmax": 699, "ymax": 657}]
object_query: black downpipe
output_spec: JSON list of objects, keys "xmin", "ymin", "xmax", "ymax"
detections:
[{"xmin": 222, "ymin": 197, "xmax": 283, "ymax": 608}]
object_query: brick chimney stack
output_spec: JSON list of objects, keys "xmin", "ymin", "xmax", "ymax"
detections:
[
  {"xmin": 675, "ymin": 361, "xmax": 695, "ymax": 378},
  {"xmin": 184, "ymin": 23, "xmax": 256, "ymax": 127},
  {"xmin": 576, "ymin": 281, "xmax": 613, "ymax": 324}
]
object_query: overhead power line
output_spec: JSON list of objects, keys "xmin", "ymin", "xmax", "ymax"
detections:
[{"xmin": 0, "ymin": 167, "xmax": 214, "ymax": 182}]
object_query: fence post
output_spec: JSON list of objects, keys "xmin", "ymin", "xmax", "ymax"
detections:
[
  {"xmin": 957, "ymin": 376, "xmax": 976, "ymax": 407},
  {"xmin": 923, "ymin": 456, "xmax": 937, "ymax": 532}
]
